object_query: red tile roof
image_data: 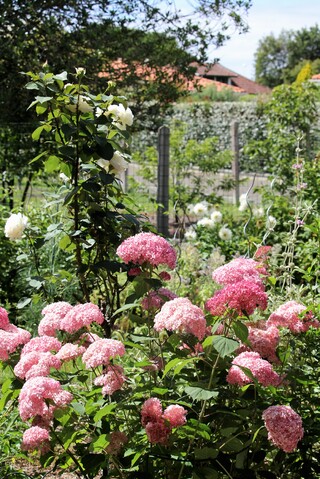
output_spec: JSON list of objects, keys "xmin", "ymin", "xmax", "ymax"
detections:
[{"xmin": 192, "ymin": 62, "xmax": 272, "ymax": 95}]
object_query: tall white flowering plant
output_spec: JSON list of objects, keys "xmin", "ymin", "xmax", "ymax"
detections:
[{"xmin": 0, "ymin": 68, "xmax": 319, "ymax": 479}]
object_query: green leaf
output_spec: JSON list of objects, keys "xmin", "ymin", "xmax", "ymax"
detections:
[
  {"xmin": 53, "ymin": 71, "xmax": 68, "ymax": 81},
  {"xmin": 16, "ymin": 297, "xmax": 32, "ymax": 309},
  {"xmin": 184, "ymin": 386, "xmax": 219, "ymax": 402},
  {"xmin": 35, "ymin": 95, "xmax": 53, "ymax": 104},
  {"xmin": 212, "ymin": 336, "xmax": 239, "ymax": 357},
  {"xmin": 93, "ymin": 403, "xmax": 116, "ymax": 423},
  {"xmin": 44, "ymin": 155, "xmax": 61, "ymax": 173},
  {"xmin": 195, "ymin": 447, "xmax": 218, "ymax": 460},
  {"xmin": 29, "ymin": 149, "xmax": 49, "ymax": 164},
  {"xmin": 72, "ymin": 402, "xmax": 85, "ymax": 415},
  {"xmin": 232, "ymin": 321, "xmax": 249, "ymax": 343},
  {"xmin": 90, "ymin": 434, "xmax": 108, "ymax": 452},
  {"xmin": 221, "ymin": 436, "xmax": 244, "ymax": 452}
]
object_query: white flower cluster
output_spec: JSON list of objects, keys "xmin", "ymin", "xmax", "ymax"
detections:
[{"xmin": 4, "ymin": 213, "xmax": 29, "ymax": 241}]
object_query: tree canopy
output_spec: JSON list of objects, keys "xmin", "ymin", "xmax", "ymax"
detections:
[
  {"xmin": 0, "ymin": 0, "xmax": 252, "ymax": 124},
  {"xmin": 254, "ymin": 24, "xmax": 320, "ymax": 87}
]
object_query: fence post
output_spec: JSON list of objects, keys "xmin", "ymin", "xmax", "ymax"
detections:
[
  {"xmin": 231, "ymin": 120, "xmax": 240, "ymax": 204},
  {"xmin": 157, "ymin": 125, "xmax": 170, "ymax": 237}
]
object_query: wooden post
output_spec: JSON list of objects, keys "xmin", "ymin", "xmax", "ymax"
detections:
[
  {"xmin": 157, "ymin": 125, "xmax": 170, "ymax": 237},
  {"xmin": 231, "ymin": 120, "xmax": 240, "ymax": 204}
]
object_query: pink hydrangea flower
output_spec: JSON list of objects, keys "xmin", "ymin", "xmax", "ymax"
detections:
[
  {"xmin": 117, "ymin": 232, "xmax": 177, "ymax": 270},
  {"xmin": 94, "ymin": 365, "xmax": 126, "ymax": 395},
  {"xmin": 82, "ymin": 338, "xmax": 125, "ymax": 368},
  {"xmin": 154, "ymin": 297, "xmax": 206, "ymax": 340},
  {"xmin": 163, "ymin": 405, "xmax": 187, "ymax": 428},
  {"xmin": 205, "ymin": 280, "xmax": 268, "ymax": 317},
  {"xmin": 246, "ymin": 325, "xmax": 280, "ymax": 362},
  {"xmin": 0, "ymin": 306, "xmax": 10, "ymax": 329},
  {"xmin": 18, "ymin": 377, "xmax": 73, "ymax": 421},
  {"xmin": 262, "ymin": 405, "xmax": 304, "ymax": 452},
  {"xmin": 0, "ymin": 324, "xmax": 31, "ymax": 361},
  {"xmin": 106, "ymin": 431, "xmax": 128, "ymax": 455},
  {"xmin": 14, "ymin": 351, "xmax": 61, "ymax": 380},
  {"xmin": 141, "ymin": 288, "xmax": 178, "ymax": 311},
  {"xmin": 145, "ymin": 419, "xmax": 171, "ymax": 444},
  {"xmin": 141, "ymin": 398, "xmax": 187, "ymax": 444},
  {"xmin": 227, "ymin": 351, "xmax": 281, "ymax": 387},
  {"xmin": 266, "ymin": 301, "xmax": 320, "ymax": 333},
  {"xmin": 159, "ymin": 271, "xmax": 171, "ymax": 281},
  {"xmin": 56, "ymin": 343, "xmax": 86, "ymax": 361},
  {"xmin": 141, "ymin": 398, "xmax": 163, "ymax": 427},
  {"xmin": 127, "ymin": 267, "xmax": 142, "ymax": 277},
  {"xmin": 60, "ymin": 303, "xmax": 104, "ymax": 333},
  {"xmin": 21, "ymin": 426, "xmax": 50, "ymax": 454},
  {"xmin": 21, "ymin": 336, "xmax": 62, "ymax": 356},
  {"xmin": 38, "ymin": 301, "xmax": 73, "ymax": 336},
  {"xmin": 212, "ymin": 257, "xmax": 268, "ymax": 288}
]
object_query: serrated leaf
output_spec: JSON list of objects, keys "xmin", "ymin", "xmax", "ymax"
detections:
[
  {"xmin": 184, "ymin": 386, "xmax": 219, "ymax": 402},
  {"xmin": 212, "ymin": 336, "xmax": 239, "ymax": 357}
]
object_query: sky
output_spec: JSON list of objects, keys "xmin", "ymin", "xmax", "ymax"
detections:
[{"xmin": 212, "ymin": 0, "xmax": 320, "ymax": 79}]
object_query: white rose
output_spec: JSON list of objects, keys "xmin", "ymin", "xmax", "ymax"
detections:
[
  {"xmin": 4, "ymin": 213, "xmax": 29, "ymax": 240},
  {"xmin": 68, "ymin": 95, "xmax": 93, "ymax": 113},
  {"xmin": 210, "ymin": 210, "xmax": 223, "ymax": 223},
  {"xmin": 107, "ymin": 103, "xmax": 134, "ymax": 130},
  {"xmin": 193, "ymin": 202, "xmax": 208, "ymax": 217},
  {"xmin": 75, "ymin": 67, "xmax": 86, "ymax": 76},
  {"xmin": 267, "ymin": 215, "xmax": 277, "ymax": 230},
  {"xmin": 110, "ymin": 151, "xmax": 129, "ymax": 175},
  {"xmin": 96, "ymin": 151, "xmax": 129, "ymax": 176},
  {"xmin": 184, "ymin": 228, "xmax": 197, "ymax": 241},
  {"xmin": 218, "ymin": 225, "xmax": 232, "ymax": 241},
  {"xmin": 197, "ymin": 217, "xmax": 215, "ymax": 228}
]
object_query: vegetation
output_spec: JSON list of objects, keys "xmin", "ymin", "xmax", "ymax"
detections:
[
  {"xmin": 254, "ymin": 24, "xmax": 320, "ymax": 87},
  {"xmin": 0, "ymin": 66, "xmax": 319, "ymax": 479}
]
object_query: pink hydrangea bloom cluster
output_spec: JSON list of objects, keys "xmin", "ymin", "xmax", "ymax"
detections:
[
  {"xmin": 38, "ymin": 301, "xmax": 73, "ymax": 336},
  {"xmin": 141, "ymin": 398, "xmax": 187, "ymax": 444},
  {"xmin": 18, "ymin": 376, "xmax": 73, "ymax": 421},
  {"xmin": 38, "ymin": 301, "xmax": 104, "ymax": 336},
  {"xmin": 266, "ymin": 300, "xmax": 320, "ymax": 334},
  {"xmin": 227, "ymin": 351, "xmax": 282, "ymax": 387},
  {"xmin": 0, "ymin": 307, "xmax": 31, "ymax": 361},
  {"xmin": 154, "ymin": 297, "xmax": 206, "ymax": 340},
  {"xmin": 56, "ymin": 343, "xmax": 86, "ymax": 362},
  {"xmin": 21, "ymin": 336, "xmax": 62, "ymax": 356},
  {"xmin": 82, "ymin": 338, "xmax": 125, "ymax": 368},
  {"xmin": 212, "ymin": 257, "xmax": 268, "ymax": 288},
  {"xmin": 141, "ymin": 288, "xmax": 178, "ymax": 311},
  {"xmin": 116, "ymin": 232, "xmax": 177, "ymax": 270},
  {"xmin": 205, "ymin": 280, "xmax": 268, "ymax": 317},
  {"xmin": 94, "ymin": 364, "xmax": 126, "ymax": 395},
  {"xmin": 238, "ymin": 324, "xmax": 280, "ymax": 363},
  {"xmin": 262, "ymin": 405, "xmax": 304, "ymax": 452},
  {"xmin": 14, "ymin": 351, "xmax": 61, "ymax": 380},
  {"xmin": 106, "ymin": 431, "xmax": 128, "ymax": 455},
  {"xmin": 21, "ymin": 426, "xmax": 50, "ymax": 454}
]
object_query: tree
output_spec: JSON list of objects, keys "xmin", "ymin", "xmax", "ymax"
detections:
[
  {"xmin": 0, "ymin": 0, "xmax": 252, "ymax": 205},
  {"xmin": 254, "ymin": 24, "xmax": 320, "ymax": 87},
  {"xmin": 254, "ymin": 31, "xmax": 293, "ymax": 87}
]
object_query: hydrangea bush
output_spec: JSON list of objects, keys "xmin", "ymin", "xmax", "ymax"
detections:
[{"xmin": 0, "ymin": 69, "xmax": 320, "ymax": 479}]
